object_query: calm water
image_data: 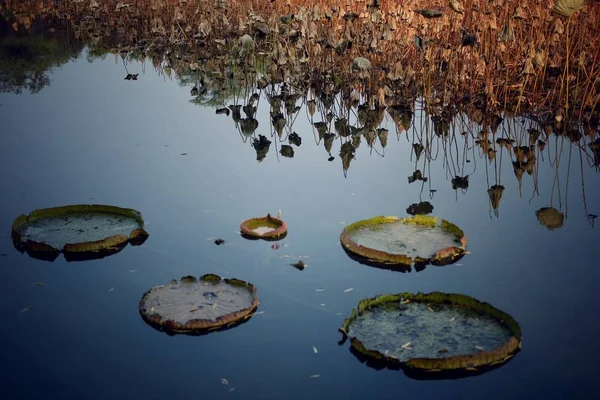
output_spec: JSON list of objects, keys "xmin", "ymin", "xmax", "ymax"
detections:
[{"xmin": 1, "ymin": 48, "xmax": 600, "ymax": 400}]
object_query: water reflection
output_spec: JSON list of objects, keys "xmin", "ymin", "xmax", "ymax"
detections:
[
  {"xmin": 2, "ymin": 2, "xmax": 597, "ymax": 230},
  {"xmin": 1, "ymin": 1, "xmax": 600, "ymax": 398},
  {"xmin": 0, "ymin": 14, "xmax": 83, "ymax": 93}
]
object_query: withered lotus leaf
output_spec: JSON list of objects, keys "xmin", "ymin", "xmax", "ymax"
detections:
[
  {"xmin": 535, "ymin": 207, "xmax": 564, "ymax": 230},
  {"xmin": 139, "ymin": 274, "xmax": 259, "ymax": 335},
  {"xmin": 240, "ymin": 214, "xmax": 288, "ymax": 240}
]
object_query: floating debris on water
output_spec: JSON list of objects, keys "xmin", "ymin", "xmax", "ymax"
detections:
[{"xmin": 290, "ymin": 260, "xmax": 306, "ymax": 270}]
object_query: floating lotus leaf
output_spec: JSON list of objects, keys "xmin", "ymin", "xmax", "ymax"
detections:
[
  {"xmin": 340, "ymin": 216, "xmax": 466, "ymax": 267},
  {"xmin": 139, "ymin": 274, "xmax": 259, "ymax": 335},
  {"xmin": 240, "ymin": 214, "xmax": 287, "ymax": 240},
  {"xmin": 11, "ymin": 205, "xmax": 148, "ymax": 262},
  {"xmin": 339, "ymin": 292, "xmax": 522, "ymax": 378}
]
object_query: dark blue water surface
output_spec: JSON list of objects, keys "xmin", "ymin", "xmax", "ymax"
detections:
[{"xmin": 1, "ymin": 50, "xmax": 599, "ymax": 400}]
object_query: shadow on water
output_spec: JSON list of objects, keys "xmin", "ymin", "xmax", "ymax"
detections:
[{"xmin": 346, "ymin": 344, "xmax": 521, "ymax": 381}]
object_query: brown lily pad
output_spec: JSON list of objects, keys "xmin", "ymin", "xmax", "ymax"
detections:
[{"xmin": 240, "ymin": 213, "xmax": 287, "ymax": 240}]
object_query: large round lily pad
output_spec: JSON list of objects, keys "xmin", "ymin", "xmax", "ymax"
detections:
[
  {"xmin": 340, "ymin": 215, "xmax": 467, "ymax": 267},
  {"xmin": 11, "ymin": 204, "xmax": 149, "ymax": 262},
  {"xmin": 240, "ymin": 213, "xmax": 287, "ymax": 240},
  {"xmin": 339, "ymin": 292, "xmax": 521, "ymax": 378},
  {"xmin": 139, "ymin": 274, "xmax": 259, "ymax": 335}
]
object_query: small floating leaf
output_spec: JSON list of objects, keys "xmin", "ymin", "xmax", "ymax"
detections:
[
  {"xmin": 290, "ymin": 260, "xmax": 306, "ymax": 270},
  {"xmin": 20, "ymin": 305, "xmax": 34, "ymax": 313},
  {"xmin": 344, "ymin": 288, "xmax": 354, "ymax": 293}
]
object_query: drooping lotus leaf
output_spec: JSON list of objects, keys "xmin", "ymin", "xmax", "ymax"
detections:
[
  {"xmin": 11, "ymin": 205, "xmax": 149, "ymax": 262},
  {"xmin": 406, "ymin": 201, "xmax": 434, "ymax": 216},
  {"xmin": 240, "ymin": 214, "xmax": 287, "ymax": 240},
  {"xmin": 415, "ymin": 9, "xmax": 444, "ymax": 18},
  {"xmin": 139, "ymin": 274, "xmax": 259, "ymax": 335},
  {"xmin": 535, "ymin": 207, "xmax": 564, "ymax": 230},
  {"xmin": 339, "ymin": 292, "xmax": 521, "ymax": 378},
  {"xmin": 553, "ymin": 0, "xmax": 587, "ymax": 17},
  {"xmin": 340, "ymin": 216, "xmax": 467, "ymax": 267}
]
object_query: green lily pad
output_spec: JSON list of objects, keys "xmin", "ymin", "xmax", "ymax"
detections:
[
  {"xmin": 339, "ymin": 292, "xmax": 522, "ymax": 378},
  {"xmin": 11, "ymin": 204, "xmax": 148, "ymax": 262},
  {"xmin": 139, "ymin": 274, "xmax": 259, "ymax": 336},
  {"xmin": 340, "ymin": 216, "xmax": 467, "ymax": 267}
]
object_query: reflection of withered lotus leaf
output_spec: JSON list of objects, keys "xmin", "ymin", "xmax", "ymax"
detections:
[
  {"xmin": 553, "ymin": 0, "xmax": 587, "ymax": 17},
  {"xmin": 535, "ymin": 207, "xmax": 564, "ymax": 230},
  {"xmin": 11, "ymin": 205, "xmax": 149, "ymax": 262},
  {"xmin": 139, "ymin": 274, "xmax": 259, "ymax": 335},
  {"xmin": 252, "ymin": 135, "xmax": 271, "ymax": 162},
  {"xmin": 240, "ymin": 214, "xmax": 287, "ymax": 240},
  {"xmin": 406, "ymin": 201, "xmax": 434, "ymax": 216},
  {"xmin": 340, "ymin": 216, "xmax": 467, "ymax": 267},
  {"xmin": 488, "ymin": 185, "xmax": 505, "ymax": 215},
  {"xmin": 339, "ymin": 292, "xmax": 522, "ymax": 378}
]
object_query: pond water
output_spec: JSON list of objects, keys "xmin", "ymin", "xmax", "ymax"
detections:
[{"xmin": 1, "ymin": 48, "xmax": 600, "ymax": 400}]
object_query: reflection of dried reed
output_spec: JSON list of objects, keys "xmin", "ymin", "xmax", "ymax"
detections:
[
  {"xmin": 2, "ymin": 0, "xmax": 597, "ymax": 219},
  {"xmin": 4, "ymin": 0, "xmax": 599, "ymax": 120}
]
